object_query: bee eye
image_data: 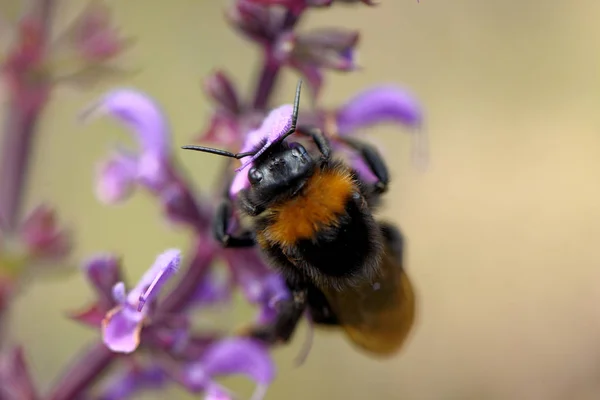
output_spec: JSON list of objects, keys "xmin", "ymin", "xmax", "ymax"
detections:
[
  {"xmin": 248, "ymin": 167, "xmax": 263, "ymax": 184},
  {"xmin": 291, "ymin": 144, "xmax": 309, "ymax": 159}
]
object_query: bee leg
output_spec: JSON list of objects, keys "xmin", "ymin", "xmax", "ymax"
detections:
[
  {"xmin": 338, "ymin": 136, "xmax": 389, "ymax": 195},
  {"xmin": 213, "ymin": 199, "xmax": 256, "ymax": 248},
  {"xmin": 295, "ymin": 126, "xmax": 331, "ymax": 160},
  {"xmin": 379, "ymin": 221, "xmax": 405, "ymax": 262},
  {"xmin": 240, "ymin": 288, "xmax": 308, "ymax": 345}
]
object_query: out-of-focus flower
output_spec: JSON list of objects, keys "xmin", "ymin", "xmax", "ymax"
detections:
[
  {"xmin": 242, "ymin": 0, "xmax": 334, "ymax": 15},
  {"xmin": 95, "ymin": 363, "xmax": 169, "ymax": 400},
  {"xmin": 101, "ymin": 249, "xmax": 181, "ymax": 353},
  {"xmin": 70, "ymin": 254, "xmax": 122, "ymax": 327},
  {"xmin": 80, "ymin": 88, "xmax": 208, "ymax": 228},
  {"xmin": 226, "ymin": 2, "xmax": 288, "ymax": 45},
  {"xmin": 49, "ymin": 0, "xmax": 134, "ymax": 89},
  {"xmin": 300, "ymin": 85, "xmax": 427, "ymax": 179},
  {"xmin": 196, "ymin": 70, "xmax": 263, "ymax": 151},
  {"xmin": 0, "ymin": 346, "xmax": 38, "ymax": 400},
  {"xmin": 181, "ymin": 338, "xmax": 275, "ymax": 400},
  {"xmin": 223, "ymin": 248, "xmax": 289, "ymax": 325},
  {"xmin": 19, "ymin": 204, "xmax": 72, "ymax": 262},
  {"xmin": 273, "ymin": 28, "xmax": 359, "ymax": 98}
]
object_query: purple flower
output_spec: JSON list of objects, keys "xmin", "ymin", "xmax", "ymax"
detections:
[
  {"xmin": 95, "ymin": 363, "xmax": 169, "ymax": 400},
  {"xmin": 223, "ymin": 248, "xmax": 290, "ymax": 325},
  {"xmin": 181, "ymin": 338, "xmax": 275, "ymax": 400},
  {"xmin": 273, "ymin": 28, "xmax": 359, "ymax": 98},
  {"xmin": 0, "ymin": 347, "xmax": 38, "ymax": 400},
  {"xmin": 48, "ymin": 0, "xmax": 134, "ymax": 89},
  {"xmin": 80, "ymin": 88, "xmax": 207, "ymax": 227},
  {"xmin": 230, "ymin": 103, "xmax": 295, "ymax": 197},
  {"xmin": 80, "ymin": 88, "xmax": 171, "ymax": 202},
  {"xmin": 101, "ymin": 249, "xmax": 181, "ymax": 353},
  {"xmin": 18, "ymin": 204, "xmax": 73, "ymax": 263},
  {"xmin": 196, "ymin": 70, "xmax": 263, "ymax": 151}
]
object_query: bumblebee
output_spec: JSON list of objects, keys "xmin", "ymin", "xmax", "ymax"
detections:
[{"xmin": 182, "ymin": 80, "xmax": 416, "ymax": 357}]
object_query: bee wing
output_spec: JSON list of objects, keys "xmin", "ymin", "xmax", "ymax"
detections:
[{"xmin": 322, "ymin": 240, "xmax": 417, "ymax": 356}]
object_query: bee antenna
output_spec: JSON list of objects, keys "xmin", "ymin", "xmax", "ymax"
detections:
[
  {"xmin": 181, "ymin": 145, "xmax": 255, "ymax": 159},
  {"xmin": 280, "ymin": 78, "xmax": 303, "ymax": 142}
]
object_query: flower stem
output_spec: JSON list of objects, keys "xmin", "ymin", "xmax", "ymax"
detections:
[
  {"xmin": 251, "ymin": 10, "xmax": 301, "ymax": 110},
  {"xmin": 0, "ymin": 0, "xmax": 56, "ymax": 232},
  {"xmin": 0, "ymin": 108, "xmax": 40, "ymax": 232},
  {"xmin": 44, "ymin": 341, "xmax": 116, "ymax": 400}
]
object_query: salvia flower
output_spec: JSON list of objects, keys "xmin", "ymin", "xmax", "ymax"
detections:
[
  {"xmin": 273, "ymin": 28, "xmax": 359, "ymax": 98},
  {"xmin": 0, "ymin": 346, "xmax": 37, "ymax": 400},
  {"xmin": 48, "ymin": 0, "xmax": 134, "ymax": 89},
  {"xmin": 242, "ymin": 0, "xmax": 334, "ymax": 15},
  {"xmin": 95, "ymin": 363, "xmax": 169, "ymax": 400},
  {"xmin": 70, "ymin": 253, "xmax": 123, "ymax": 327},
  {"xmin": 180, "ymin": 337, "xmax": 275, "ymax": 400},
  {"xmin": 222, "ymin": 248, "xmax": 290, "ymax": 325},
  {"xmin": 18, "ymin": 204, "xmax": 73, "ymax": 263},
  {"xmin": 226, "ymin": 1, "xmax": 289, "ymax": 46},
  {"xmin": 80, "ymin": 88, "xmax": 208, "ymax": 228},
  {"xmin": 197, "ymin": 70, "xmax": 263, "ymax": 151},
  {"xmin": 101, "ymin": 248, "xmax": 181, "ymax": 353}
]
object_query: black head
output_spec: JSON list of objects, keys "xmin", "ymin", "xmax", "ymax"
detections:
[{"xmin": 245, "ymin": 141, "xmax": 316, "ymax": 205}]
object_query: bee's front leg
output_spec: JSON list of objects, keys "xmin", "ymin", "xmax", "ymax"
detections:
[{"xmin": 213, "ymin": 199, "xmax": 255, "ymax": 248}]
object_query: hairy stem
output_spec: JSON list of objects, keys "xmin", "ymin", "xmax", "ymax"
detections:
[
  {"xmin": 251, "ymin": 10, "xmax": 301, "ymax": 110},
  {"xmin": 45, "ymin": 342, "xmax": 116, "ymax": 400}
]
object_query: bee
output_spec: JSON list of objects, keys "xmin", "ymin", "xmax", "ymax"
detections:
[{"xmin": 182, "ymin": 80, "xmax": 416, "ymax": 357}]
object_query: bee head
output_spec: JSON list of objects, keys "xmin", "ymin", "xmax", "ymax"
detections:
[{"xmin": 246, "ymin": 141, "xmax": 316, "ymax": 202}]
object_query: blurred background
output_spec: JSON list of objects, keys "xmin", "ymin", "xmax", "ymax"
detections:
[{"xmin": 4, "ymin": 0, "xmax": 600, "ymax": 399}]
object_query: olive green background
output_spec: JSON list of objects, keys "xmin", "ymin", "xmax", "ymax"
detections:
[{"xmin": 5, "ymin": 0, "xmax": 600, "ymax": 399}]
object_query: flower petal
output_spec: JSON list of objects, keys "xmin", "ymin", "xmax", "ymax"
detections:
[
  {"xmin": 19, "ymin": 205, "xmax": 72, "ymax": 260},
  {"xmin": 204, "ymin": 70, "xmax": 241, "ymax": 115},
  {"xmin": 101, "ymin": 305, "xmax": 144, "ymax": 353},
  {"xmin": 135, "ymin": 248, "xmax": 181, "ymax": 311},
  {"xmin": 68, "ymin": 302, "xmax": 107, "ymax": 327},
  {"xmin": 80, "ymin": 88, "xmax": 171, "ymax": 157},
  {"xmin": 183, "ymin": 338, "xmax": 275, "ymax": 399},
  {"xmin": 96, "ymin": 364, "xmax": 168, "ymax": 400},
  {"xmin": 235, "ymin": 104, "xmax": 294, "ymax": 172},
  {"xmin": 201, "ymin": 338, "xmax": 275, "ymax": 398},
  {"xmin": 95, "ymin": 150, "xmax": 137, "ymax": 204},
  {"xmin": 336, "ymin": 85, "xmax": 423, "ymax": 132},
  {"xmin": 0, "ymin": 347, "xmax": 38, "ymax": 399},
  {"xmin": 81, "ymin": 253, "xmax": 122, "ymax": 305},
  {"xmin": 336, "ymin": 86, "xmax": 427, "ymax": 168}
]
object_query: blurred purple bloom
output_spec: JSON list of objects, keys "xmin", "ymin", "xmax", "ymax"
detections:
[
  {"xmin": 0, "ymin": 347, "xmax": 37, "ymax": 400},
  {"xmin": 241, "ymin": 0, "xmax": 333, "ymax": 15},
  {"xmin": 196, "ymin": 70, "xmax": 263, "ymax": 151},
  {"xmin": 226, "ymin": 2, "xmax": 287, "ymax": 45},
  {"xmin": 95, "ymin": 363, "xmax": 168, "ymax": 400},
  {"xmin": 335, "ymin": 85, "xmax": 427, "ymax": 170},
  {"xmin": 273, "ymin": 28, "xmax": 359, "ymax": 98},
  {"xmin": 223, "ymin": 248, "xmax": 290, "ymax": 324},
  {"xmin": 336, "ymin": 85, "xmax": 422, "ymax": 132},
  {"xmin": 80, "ymin": 88, "xmax": 171, "ymax": 203},
  {"xmin": 101, "ymin": 249, "xmax": 181, "ymax": 353},
  {"xmin": 19, "ymin": 204, "xmax": 73, "ymax": 263},
  {"xmin": 181, "ymin": 338, "xmax": 275, "ymax": 400},
  {"xmin": 69, "ymin": 254, "xmax": 123, "ymax": 327}
]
